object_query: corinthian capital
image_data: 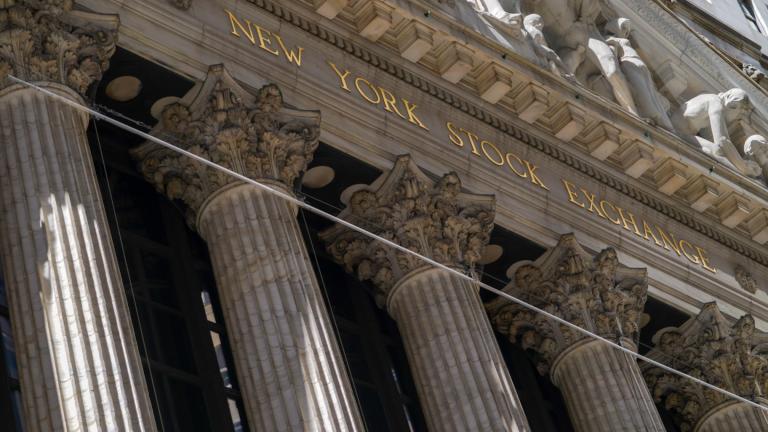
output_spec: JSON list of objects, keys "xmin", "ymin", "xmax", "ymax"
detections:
[
  {"xmin": 643, "ymin": 303, "xmax": 768, "ymax": 431},
  {"xmin": 486, "ymin": 234, "xmax": 648, "ymax": 375},
  {"xmin": 0, "ymin": 0, "xmax": 119, "ymax": 95},
  {"xmin": 320, "ymin": 155, "xmax": 495, "ymax": 307},
  {"xmin": 131, "ymin": 64, "xmax": 320, "ymax": 227}
]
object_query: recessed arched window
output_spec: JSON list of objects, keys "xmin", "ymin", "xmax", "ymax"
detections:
[{"xmin": 739, "ymin": 0, "xmax": 762, "ymax": 33}]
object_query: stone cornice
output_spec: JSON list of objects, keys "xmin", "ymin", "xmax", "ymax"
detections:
[
  {"xmin": 320, "ymin": 154, "xmax": 494, "ymax": 307},
  {"xmin": 75, "ymin": 0, "xmax": 768, "ymax": 275},
  {"xmin": 131, "ymin": 64, "xmax": 320, "ymax": 227},
  {"xmin": 0, "ymin": 0, "xmax": 119, "ymax": 96},
  {"xmin": 643, "ymin": 303, "xmax": 768, "ymax": 431},
  {"xmin": 487, "ymin": 234, "xmax": 648, "ymax": 375}
]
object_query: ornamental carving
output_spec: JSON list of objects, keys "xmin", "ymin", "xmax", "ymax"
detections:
[
  {"xmin": 168, "ymin": 0, "xmax": 191, "ymax": 10},
  {"xmin": 642, "ymin": 303, "xmax": 768, "ymax": 432},
  {"xmin": 0, "ymin": 0, "xmax": 118, "ymax": 95},
  {"xmin": 320, "ymin": 155, "xmax": 495, "ymax": 307},
  {"xmin": 735, "ymin": 265, "xmax": 758, "ymax": 294},
  {"xmin": 486, "ymin": 234, "xmax": 648, "ymax": 375},
  {"xmin": 131, "ymin": 65, "xmax": 320, "ymax": 227}
]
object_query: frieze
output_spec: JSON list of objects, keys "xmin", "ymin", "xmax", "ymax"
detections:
[{"xmin": 239, "ymin": 0, "xmax": 768, "ymax": 271}]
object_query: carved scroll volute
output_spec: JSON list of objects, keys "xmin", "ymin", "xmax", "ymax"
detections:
[
  {"xmin": 643, "ymin": 303, "xmax": 768, "ymax": 431},
  {"xmin": 320, "ymin": 155, "xmax": 496, "ymax": 307},
  {"xmin": 0, "ymin": 0, "xmax": 119, "ymax": 95},
  {"xmin": 487, "ymin": 234, "xmax": 649, "ymax": 375},
  {"xmin": 131, "ymin": 64, "xmax": 320, "ymax": 228}
]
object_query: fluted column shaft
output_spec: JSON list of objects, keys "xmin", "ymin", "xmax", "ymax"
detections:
[
  {"xmin": 551, "ymin": 339, "xmax": 664, "ymax": 432},
  {"xmin": 198, "ymin": 183, "xmax": 364, "ymax": 432},
  {"xmin": 695, "ymin": 401, "xmax": 768, "ymax": 432},
  {"xmin": 0, "ymin": 84, "xmax": 156, "ymax": 431},
  {"xmin": 387, "ymin": 267, "xmax": 530, "ymax": 432}
]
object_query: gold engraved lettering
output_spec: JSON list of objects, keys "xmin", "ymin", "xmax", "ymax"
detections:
[
  {"xmin": 254, "ymin": 25, "xmax": 280, "ymax": 56},
  {"xmin": 379, "ymin": 87, "xmax": 406, "ymax": 118},
  {"xmin": 656, "ymin": 227, "xmax": 681, "ymax": 256},
  {"xmin": 506, "ymin": 153, "xmax": 528, "ymax": 178},
  {"xmin": 225, "ymin": 10, "xmax": 257, "ymax": 45},
  {"xmin": 600, "ymin": 201, "xmax": 621, "ymax": 225},
  {"xmin": 460, "ymin": 128, "xmax": 481, "ymax": 156},
  {"xmin": 328, "ymin": 62, "xmax": 352, "ymax": 92},
  {"xmin": 616, "ymin": 207, "xmax": 642, "ymax": 236},
  {"xmin": 274, "ymin": 34, "xmax": 304, "ymax": 66},
  {"xmin": 355, "ymin": 77, "xmax": 381, "ymax": 104},
  {"xmin": 696, "ymin": 247, "xmax": 717, "ymax": 273},
  {"xmin": 403, "ymin": 99, "xmax": 429, "ymax": 130},
  {"xmin": 581, "ymin": 189, "xmax": 606, "ymax": 219},
  {"xmin": 642, "ymin": 221, "xmax": 663, "ymax": 246},
  {"xmin": 562, "ymin": 180, "xmax": 585, "ymax": 208},
  {"xmin": 679, "ymin": 240, "xmax": 701, "ymax": 265},
  {"xmin": 525, "ymin": 161, "xmax": 549, "ymax": 190},
  {"xmin": 481, "ymin": 140, "xmax": 505, "ymax": 166},
  {"xmin": 447, "ymin": 122, "xmax": 464, "ymax": 147}
]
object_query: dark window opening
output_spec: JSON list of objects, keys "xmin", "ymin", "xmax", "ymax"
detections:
[
  {"xmin": 89, "ymin": 47, "xmax": 247, "ymax": 432},
  {"xmin": 299, "ymin": 144, "xmax": 427, "ymax": 431},
  {"xmin": 740, "ymin": 0, "xmax": 762, "ymax": 33},
  {"xmin": 0, "ymin": 274, "xmax": 24, "ymax": 432}
]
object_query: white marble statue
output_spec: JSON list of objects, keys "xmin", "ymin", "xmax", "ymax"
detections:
[
  {"xmin": 604, "ymin": 18, "xmax": 674, "ymax": 130},
  {"xmin": 524, "ymin": 14, "xmax": 571, "ymax": 77},
  {"xmin": 477, "ymin": 0, "xmax": 522, "ymax": 27},
  {"xmin": 519, "ymin": 0, "xmax": 638, "ymax": 115},
  {"xmin": 744, "ymin": 134, "xmax": 768, "ymax": 179},
  {"xmin": 672, "ymin": 89, "xmax": 761, "ymax": 175}
]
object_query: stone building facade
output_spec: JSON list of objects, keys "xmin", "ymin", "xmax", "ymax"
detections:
[{"xmin": 1, "ymin": 0, "xmax": 768, "ymax": 431}]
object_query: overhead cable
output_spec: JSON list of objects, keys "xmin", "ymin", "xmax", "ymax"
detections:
[{"xmin": 9, "ymin": 74, "xmax": 768, "ymax": 414}]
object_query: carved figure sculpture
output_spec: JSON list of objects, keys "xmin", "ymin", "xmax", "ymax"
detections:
[
  {"xmin": 524, "ymin": 14, "xmax": 571, "ymax": 77},
  {"xmin": 604, "ymin": 18, "xmax": 674, "ymax": 130},
  {"xmin": 519, "ymin": 0, "xmax": 639, "ymax": 115},
  {"xmin": 671, "ymin": 89, "xmax": 761, "ymax": 175},
  {"xmin": 744, "ymin": 134, "xmax": 768, "ymax": 179},
  {"xmin": 477, "ymin": 0, "xmax": 522, "ymax": 29}
]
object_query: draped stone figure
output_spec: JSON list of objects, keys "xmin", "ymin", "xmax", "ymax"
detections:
[
  {"xmin": 604, "ymin": 18, "xmax": 674, "ymax": 130},
  {"xmin": 671, "ymin": 88, "xmax": 762, "ymax": 176},
  {"xmin": 518, "ymin": 0, "xmax": 639, "ymax": 114},
  {"xmin": 745, "ymin": 134, "xmax": 768, "ymax": 180},
  {"xmin": 524, "ymin": 14, "xmax": 572, "ymax": 78}
]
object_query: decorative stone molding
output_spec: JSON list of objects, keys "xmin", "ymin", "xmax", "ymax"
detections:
[
  {"xmin": 0, "ymin": 0, "xmax": 118, "ymax": 95},
  {"xmin": 132, "ymin": 64, "xmax": 320, "ymax": 226},
  {"xmin": 281, "ymin": 0, "xmax": 768, "ymax": 260},
  {"xmin": 487, "ymin": 234, "xmax": 648, "ymax": 375},
  {"xmin": 735, "ymin": 265, "xmax": 758, "ymax": 294},
  {"xmin": 320, "ymin": 155, "xmax": 495, "ymax": 306},
  {"xmin": 168, "ymin": 0, "xmax": 191, "ymax": 10},
  {"xmin": 643, "ymin": 303, "xmax": 768, "ymax": 432}
]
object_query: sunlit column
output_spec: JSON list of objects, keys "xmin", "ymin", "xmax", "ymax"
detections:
[
  {"xmin": 322, "ymin": 155, "xmax": 531, "ymax": 431},
  {"xmin": 487, "ymin": 234, "xmax": 664, "ymax": 432},
  {"xmin": 644, "ymin": 303, "xmax": 768, "ymax": 432},
  {"xmin": 0, "ymin": 2, "xmax": 157, "ymax": 431},
  {"xmin": 133, "ymin": 65, "xmax": 364, "ymax": 432}
]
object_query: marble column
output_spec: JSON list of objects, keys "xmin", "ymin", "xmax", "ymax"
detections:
[
  {"xmin": 321, "ymin": 156, "xmax": 531, "ymax": 432},
  {"xmin": 132, "ymin": 65, "xmax": 364, "ymax": 432},
  {"xmin": 487, "ymin": 234, "xmax": 664, "ymax": 432},
  {"xmin": 0, "ymin": 3, "xmax": 157, "ymax": 431},
  {"xmin": 643, "ymin": 303, "xmax": 768, "ymax": 432}
]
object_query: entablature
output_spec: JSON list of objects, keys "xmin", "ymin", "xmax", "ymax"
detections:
[{"xmin": 76, "ymin": 0, "xmax": 768, "ymax": 324}]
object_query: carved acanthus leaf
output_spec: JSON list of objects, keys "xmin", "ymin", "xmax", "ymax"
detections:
[
  {"xmin": 131, "ymin": 65, "xmax": 320, "ymax": 227},
  {"xmin": 0, "ymin": 0, "xmax": 118, "ymax": 95},
  {"xmin": 487, "ymin": 234, "xmax": 649, "ymax": 375},
  {"xmin": 642, "ymin": 303, "xmax": 768, "ymax": 432},
  {"xmin": 320, "ymin": 155, "xmax": 495, "ymax": 307}
]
